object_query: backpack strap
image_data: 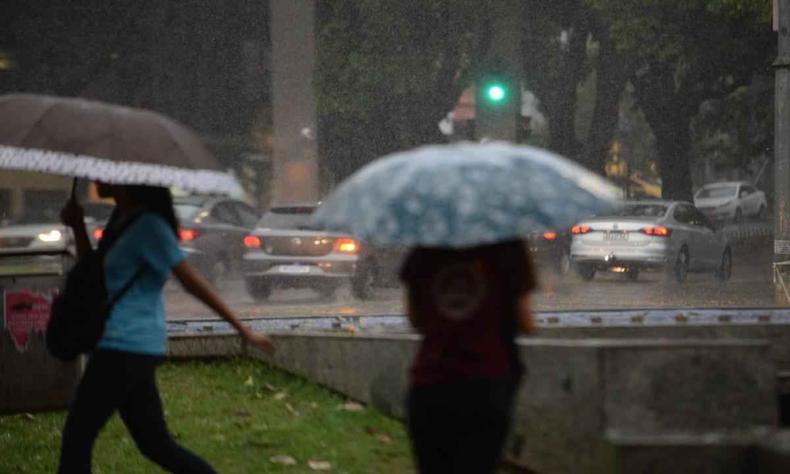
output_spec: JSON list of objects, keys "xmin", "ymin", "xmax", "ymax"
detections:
[
  {"xmin": 108, "ymin": 264, "xmax": 147, "ymax": 305},
  {"xmin": 98, "ymin": 209, "xmax": 148, "ymax": 304}
]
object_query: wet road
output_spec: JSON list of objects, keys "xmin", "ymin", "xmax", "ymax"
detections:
[{"xmin": 166, "ymin": 243, "xmax": 780, "ymax": 321}]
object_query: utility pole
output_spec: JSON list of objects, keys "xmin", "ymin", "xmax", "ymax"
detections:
[
  {"xmin": 270, "ymin": 0, "xmax": 319, "ymax": 204},
  {"xmin": 775, "ymin": 0, "xmax": 790, "ymax": 303},
  {"xmin": 475, "ymin": 0, "xmax": 520, "ymax": 142}
]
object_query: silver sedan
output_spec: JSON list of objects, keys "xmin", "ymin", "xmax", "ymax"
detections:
[{"xmin": 569, "ymin": 200, "xmax": 732, "ymax": 282}]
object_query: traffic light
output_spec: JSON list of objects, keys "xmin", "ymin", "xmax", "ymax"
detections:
[
  {"xmin": 480, "ymin": 77, "xmax": 511, "ymax": 106},
  {"xmin": 475, "ymin": 61, "xmax": 518, "ymax": 141}
]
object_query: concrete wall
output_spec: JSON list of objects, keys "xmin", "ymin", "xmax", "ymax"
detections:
[
  {"xmin": 0, "ymin": 331, "xmax": 81, "ymax": 414},
  {"xmin": 539, "ymin": 324, "xmax": 790, "ymax": 371},
  {"xmin": 169, "ymin": 333, "xmax": 779, "ymax": 473}
]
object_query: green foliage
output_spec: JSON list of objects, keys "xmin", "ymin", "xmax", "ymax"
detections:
[
  {"xmin": 589, "ymin": 0, "xmax": 770, "ymax": 69},
  {"xmin": 586, "ymin": 0, "xmax": 773, "ymax": 198},
  {"xmin": 0, "ymin": 359, "xmax": 412, "ymax": 473},
  {"xmin": 316, "ymin": 0, "xmax": 488, "ymax": 181},
  {"xmin": 692, "ymin": 75, "xmax": 774, "ymax": 168}
]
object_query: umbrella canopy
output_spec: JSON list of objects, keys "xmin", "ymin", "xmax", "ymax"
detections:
[
  {"xmin": 0, "ymin": 94, "xmax": 242, "ymax": 195},
  {"xmin": 312, "ymin": 142, "xmax": 622, "ymax": 248}
]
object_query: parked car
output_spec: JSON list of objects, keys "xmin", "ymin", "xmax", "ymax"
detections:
[
  {"xmin": 241, "ymin": 204, "xmax": 403, "ymax": 300},
  {"xmin": 0, "ymin": 202, "xmax": 114, "ymax": 255},
  {"xmin": 693, "ymin": 181, "xmax": 767, "ymax": 224},
  {"xmin": 527, "ymin": 230, "xmax": 571, "ymax": 276},
  {"xmin": 569, "ymin": 200, "xmax": 732, "ymax": 283},
  {"xmin": 171, "ymin": 196, "xmax": 260, "ymax": 284},
  {"xmin": 92, "ymin": 196, "xmax": 260, "ymax": 284}
]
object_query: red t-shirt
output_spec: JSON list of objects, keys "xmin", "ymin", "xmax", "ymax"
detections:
[{"xmin": 400, "ymin": 240, "xmax": 536, "ymax": 386}]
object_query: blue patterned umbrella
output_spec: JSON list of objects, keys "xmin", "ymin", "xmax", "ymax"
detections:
[{"xmin": 312, "ymin": 142, "xmax": 622, "ymax": 248}]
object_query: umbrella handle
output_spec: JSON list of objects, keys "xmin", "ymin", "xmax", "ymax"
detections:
[{"xmin": 70, "ymin": 177, "xmax": 78, "ymax": 203}]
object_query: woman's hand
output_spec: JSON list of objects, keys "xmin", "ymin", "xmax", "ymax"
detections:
[
  {"xmin": 173, "ymin": 260, "xmax": 276, "ymax": 356},
  {"xmin": 60, "ymin": 199, "xmax": 85, "ymax": 228},
  {"xmin": 243, "ymin": 331, "xmax": 276, "ymax": 356}
]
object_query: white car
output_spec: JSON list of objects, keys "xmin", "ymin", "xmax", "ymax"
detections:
[
  {"xmin": 570, "ymin": 200, "xmax": 731, "ymax": 283},
  {"xmin": 0, "ymin": 202, "xmax": 114, "ymax": 255},
  {"xmin": 693, "ymin": 181, "xmax": 767, "ymax": 224}
]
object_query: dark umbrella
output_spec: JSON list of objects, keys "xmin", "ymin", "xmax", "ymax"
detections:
[{"xmin": 0, "ymin": 93, "xmax": 242, "ymax": 195}]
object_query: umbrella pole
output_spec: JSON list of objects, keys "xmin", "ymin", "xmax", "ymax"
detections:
[{"xmin": 70, "ymin": 177, "xmax": 78, "ymax": 203}]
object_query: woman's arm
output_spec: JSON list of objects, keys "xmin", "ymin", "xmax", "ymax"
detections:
[
  {"xmin": 172, "ymin": 260, "xmax": 275, "ymax": 355},
  {"xmin": 517, "ymin": 294, "xmax": 536, "ymax": 335},
  {"xmin": 60, "ymin": 199, "xmax": 92, "ymax": 258}
]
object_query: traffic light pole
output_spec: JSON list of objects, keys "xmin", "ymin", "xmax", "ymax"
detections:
[
  {"xmin": 475, "ymin": 0, "xmax": 520, "ymax": 142},
  {"xmin": 775, "ymin": 0, "xmax": 790, "ymax": 303}
]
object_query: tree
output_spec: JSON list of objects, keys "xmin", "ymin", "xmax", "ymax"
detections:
[
  {"xmin": 519, "ymin": 1, "xmax": 592, "ymax": 160},
  {"xmin": 590, "ymin": 0, "xmax": 773, "ymax": 200},
  {"xmin": 1, "ymin": 1, "xmax": 273, "ymax": 200},
  {"xmin": 316, "ymin": 0, "xmax": 489, "ymax": 182}
]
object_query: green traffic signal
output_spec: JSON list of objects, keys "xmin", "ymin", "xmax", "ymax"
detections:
[{"xmin": 484, "ymin": 81, "xmax": 508, "ymax": 104}]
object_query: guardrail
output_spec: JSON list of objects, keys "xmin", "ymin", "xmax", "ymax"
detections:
[
  {"xmin": 722, "ymin": 222, "xmax": 773, "ymax": 244},
  {"xmin": 166, "ymin": 307, "xmax": 790, "ymax": 337}
]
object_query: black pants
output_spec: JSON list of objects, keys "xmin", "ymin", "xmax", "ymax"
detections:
[
  {"xmin": 58, "ymin": 349, "xmax": 215, "ymax": 474},
  {"xmin": 407, "ymin": 378, "xmax": 519, "ymax": 474}
]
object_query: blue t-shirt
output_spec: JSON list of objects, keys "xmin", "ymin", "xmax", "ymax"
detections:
[{"xmin": 97, "ymin": 212, "xmax": 185, "ymax": 355}]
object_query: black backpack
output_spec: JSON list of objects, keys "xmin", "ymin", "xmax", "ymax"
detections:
[{"xmin": 46, "ymin": 212, "xmax": 144, "ymax": 361}]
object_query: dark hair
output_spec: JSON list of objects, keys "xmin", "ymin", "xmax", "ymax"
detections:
[{"xmin": 124, "ymin": 185, "xmax": 180, "ymax": 239}]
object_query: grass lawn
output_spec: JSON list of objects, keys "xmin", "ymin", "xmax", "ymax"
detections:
[{"xmin": 0, "ymin": 358, "xmax": 414, "ymax": 473}]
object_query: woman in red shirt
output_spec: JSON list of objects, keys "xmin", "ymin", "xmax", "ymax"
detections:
[{"xmin": 400, "ymin": 240, "xmax": 536, "ymax": 474}]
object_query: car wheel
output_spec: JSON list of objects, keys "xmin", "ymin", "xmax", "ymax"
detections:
[
  {"xmin": 556, "ymin": 250, "xmax": 571, "ymax": 276},
  {"xmin": 715, "ymin": 248, "xmax": 732, "ymax": 282},
  {"xmin": 670, "ymin": 247, "xmax": 689, "ymax": 283},
  {"xmin": 245, "ymin": 278, "xmax": 272, "ymax": 301},
  {"xmin": 351, "ymin": 260, "xmax": 378, "ymax": 299},
  {"xmin": 576, "ymin": 264, "xmax": 595, "ymax": 282},
  {"xmin": 625, "ymin": 268, "xmax": 639, "ymax": 281},
  {"xmin": 732, "ymin": 207, "xmax": 742, "ymax": 224}
]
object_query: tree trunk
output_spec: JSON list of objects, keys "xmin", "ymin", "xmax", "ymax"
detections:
[
  {"xmin": 653, "ymin": 118, "xmax": 693, "ymax": 202},
  {"xmin": 632, "ymin": 64, "xmax": 695, "ymax": 201},
  {"xmin": 519, "ymin": 1, "xmax": 590, "ymax": 159},
  {"xmin": 583, "ymin": 13, "xmax": 631, "ymax": 174}
]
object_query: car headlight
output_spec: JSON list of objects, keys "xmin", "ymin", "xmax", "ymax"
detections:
[{"xmin": 37, "ymin": 229, "xmax": 63, "ymax": 242}]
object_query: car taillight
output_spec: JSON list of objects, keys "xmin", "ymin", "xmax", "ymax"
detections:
[
  {"xmin": 179, "ymin": 228, "xmax": 200, "ymax": 241},
  {"xmin": 543, "ymin": 231, "xmax": 558, "ymax": 240},
  {"xmin": 93, "ymin": 228, "xmax": 104, "ymax": 240},
  {"xmin": 571, "ymin": 225, "xmax": 591, "ymax": 234},
  {"xmin": 334, "ymin": 237, "xmax": 359, "ymax": 254},
  {"xmin": 641, "ymin": 226, "xmax": 671, "ymax": 237},
  {"xmin": 243, "ymin": 235, "xmax": 262, "ymax": 248}
]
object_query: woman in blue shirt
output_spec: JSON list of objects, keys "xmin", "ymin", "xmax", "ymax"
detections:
[{"xmin": 58, "ymin": 183, "xmax": 274, "ymax": 474}]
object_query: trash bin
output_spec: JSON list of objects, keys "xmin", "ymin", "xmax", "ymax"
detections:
[{"xmin": 0, "ymin": 249, "xmax": 81, "ymax": 414}]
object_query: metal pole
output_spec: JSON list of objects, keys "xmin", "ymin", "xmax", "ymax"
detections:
[
  {"xmin": 270, "ymin": 0, "xmax": 319, "ymax": 204},
  {"xmin": 774, "ymin": 0, "xmax": 790, "ymax": 303}
]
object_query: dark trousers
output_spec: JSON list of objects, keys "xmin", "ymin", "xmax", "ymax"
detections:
[
  {"xmin": 58, "ymin": 349, "xmax": 216, "ymax": 474},
  {"xmin": 407, "ymin": 378, "xmax": 519, "ymax": 474}
]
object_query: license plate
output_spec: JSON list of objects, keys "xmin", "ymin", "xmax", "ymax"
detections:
[
  {"xmin": 605, "ymin": 231, "xmax": 628, "ymax": 241},
  {"xmin": 278, "ymin": 265, "xmax": 311, "ymax": 274}
]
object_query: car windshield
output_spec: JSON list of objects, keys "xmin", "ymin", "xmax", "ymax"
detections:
[
  {"xmin": 613, "ymin": 204, "xmax": 668, "ymax": 218},
  {"xmin": 696, "ymin": 186, "xmax": 738, "ymax": 199},
  {"xmin": 174, "ymin": 203, "xmax": 203, "ymax": 221},
  {"xmin": 257, "ymin": 206, "xmax": 316, "ymax": 229}
]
